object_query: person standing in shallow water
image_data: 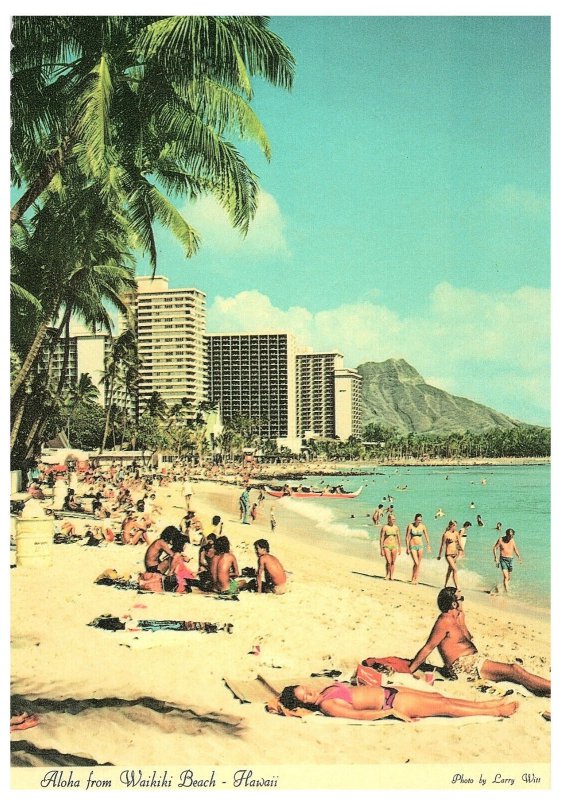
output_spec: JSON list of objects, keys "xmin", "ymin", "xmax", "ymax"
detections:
[
  {"xmin": 493, "ymin": 528, "xmax": 522, "ymax": 593},
  {"xmin": 380, "ymin": 513, "xmax": 401, "ymax": 580},
  {"xmin": 405, "ymin": 513, "xmax": 431, "ymax": 584},
  {"xmin": 437, "ymin": 520, "xmax": 463, "ymax": 590},
  {"xmin": 458, "ymin": 520, "xmax": 472, "ymax": 555}
]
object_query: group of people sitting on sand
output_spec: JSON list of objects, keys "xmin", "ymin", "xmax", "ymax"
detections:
[
  {"xmin": 138, "ymin": 517, "xmax": 287, "ymax": 597},
  {"xmin": 277, "ymin": 586, "xmax": 550, "ymax": 721}
]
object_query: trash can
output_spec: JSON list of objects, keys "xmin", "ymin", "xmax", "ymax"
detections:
[{"xmin": 15, "ymin": 518, "xmax": 54, "ymax": 568}]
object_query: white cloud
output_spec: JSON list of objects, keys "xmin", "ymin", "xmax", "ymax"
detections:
[
  {"xmin": 207, "ymin": 282, "xmax": 550, "ymax": 424},
  {"xmin": 488, "ymin": 184, "xmax": 549, "ymax": 217},
  {"xmin": 182, "ymin": 191, "xmax": 290, "ymax": 256}
]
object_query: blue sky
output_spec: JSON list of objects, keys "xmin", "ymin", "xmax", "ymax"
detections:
[
  {"xmin": 6, "ymin": 10, "xmax": 550, "ymax": 425},
  {"xmin": 135, "ymin": 15, "xmax": 551, "ymax": 426}
]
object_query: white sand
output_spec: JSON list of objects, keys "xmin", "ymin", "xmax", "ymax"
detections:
[{"xmin": 10, "ymin": 478, "xmax": 551, "ymax": 787}]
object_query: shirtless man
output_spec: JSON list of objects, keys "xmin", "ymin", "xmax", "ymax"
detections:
[
  {"xmin": 121, "ymin": 513, "xmax": 149, "ymax": 545},
  {"xmin": 409, "ymin": 587, "xmax": 550, "ymax": 696},
  {"xmin": 144, "ymin": 526, "xmax": 176, "ymax": 574},
  {"xmin": 492, "ymin": 528, "xmax": 521, "ymax": 593},
  {"xmin": 372, "ymin": 504, "xmax": 384, "ymax": 525},
  {"xmin": 211, "ymin": 536, "xmax": 246, "ymax": 596},
  {"xmin": 254, "ymin": 539, "xmax": 287, "ymax": 594}
]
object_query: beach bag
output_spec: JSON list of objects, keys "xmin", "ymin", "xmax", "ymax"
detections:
[
  {"xmin": 355, "ymin": 661, "xmax": 383, "ymax": 686},
  {"xmin": 356, "ymin": 656, "xmax": 412, "ymax": 685}
]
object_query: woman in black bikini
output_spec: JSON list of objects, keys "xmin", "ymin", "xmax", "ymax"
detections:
[{"xmin": 279, "ymin": 682, "xmax": 518, "ymax": 721}]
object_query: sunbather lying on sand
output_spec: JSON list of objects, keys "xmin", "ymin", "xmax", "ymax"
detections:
[{"xmin": 278, "ymin": 682, "xmax": 518, "ymax": 721}]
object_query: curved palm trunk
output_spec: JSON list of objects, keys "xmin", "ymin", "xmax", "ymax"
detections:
[
  {"xmin": 23, "ymin": 410, "xmax": 48, "ymax": 459},
  {"xmin": 10, "ymin": 393, "xmax": 28, "ymax": 451},
  {"xmin": 10, "ymin": 125, "xmax": 78, "ymax": 227},
  {"xmin": 10, "ymin": 318, "xmax": 51, "ymax": 400}
]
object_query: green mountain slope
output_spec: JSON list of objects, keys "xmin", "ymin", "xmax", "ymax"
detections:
[{"xmin": 358, "ymin": 358, "xmax": 521, "ymax": 434}]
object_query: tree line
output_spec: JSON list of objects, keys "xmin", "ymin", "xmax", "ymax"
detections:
[{"xmin": 37, "ymin": 385, "xmax": 551, "ymax": 463}]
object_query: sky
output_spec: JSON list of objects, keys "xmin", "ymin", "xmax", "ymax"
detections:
[
  {"xmin": 5, "ymin": 9, "xmax": 552, "ymax": 426},
  {"xmin": 133, "ymin": 14, "xmax": 551, "ymax": 426}
]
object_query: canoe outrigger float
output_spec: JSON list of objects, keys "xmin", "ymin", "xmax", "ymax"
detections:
[{"xmin": 264, "ymin": 485, "xmax": 363, "ymax": 499}]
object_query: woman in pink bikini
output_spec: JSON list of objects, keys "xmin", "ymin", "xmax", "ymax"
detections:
[{"xmin": 278, "ymin": 682, "xmax": 518, "ymax": 721}]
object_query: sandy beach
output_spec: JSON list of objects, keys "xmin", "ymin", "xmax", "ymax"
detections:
[{"xmin": 10, "ymin": 477, "xmax": 551, "ymax": 790}]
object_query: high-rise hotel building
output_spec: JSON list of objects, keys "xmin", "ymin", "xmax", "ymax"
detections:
[
  {"xmin": 40, "ymin": 322, "xmax": 111, "ymax": 404},
  {"xmin": 296, "ymin": 352, "xmax": 362, "ymax": 440},
  {"xmin": 296, "ymin": 351, "xmax": 344, "ymax": 438},
  {"xmin": 134, "ymin": 276, "xmax": 206, "ymax": 416},
  {"xmin": 206, "ymin": 332, "xmax": 298, "ymax": 443},
  {"xmin": 334, "ymin": 367, "xmax": 363, "ymax": 439}
]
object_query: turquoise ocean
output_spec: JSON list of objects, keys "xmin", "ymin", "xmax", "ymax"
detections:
[{"xmin": 274, "ymin": 464, "xmax": 550, "ymax": 614}]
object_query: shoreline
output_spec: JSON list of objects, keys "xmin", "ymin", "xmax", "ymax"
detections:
[
  {"xmin": 10, "ymin": 477, "xmax": 551, "ymax": 777},
  {"xmin": 184, "ymin": 457, "xmax": 550, "ymax": 487},
  {"xmin": 200, "ymin": 480, "xmax": 551, "ymax": 621}
]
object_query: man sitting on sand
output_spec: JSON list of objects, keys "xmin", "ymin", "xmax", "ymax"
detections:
[
  {"xmin": 144, "ymin": 526, "xmax": 176, "ymax": 574},
  {"xmin": 211, "ymin": 536, "xmax": 246, "ymax": 596},
  {"xmin": 254, "ymin": 539, "xmax": 287, "ymax": 594},
  {"xmin": 408, "ymin": 587, "xmax": 550, "ymax": 696},
  {"xmin": 121, "ymin": 512, "xmax": 150, "ymax": 545}
]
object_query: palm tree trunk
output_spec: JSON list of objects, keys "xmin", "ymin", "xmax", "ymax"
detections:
[
  {"xmin": 23, "ymin": 410, "xmax": 47, "ymax": 457},
  {"xmin": 55, "ymin": 312, "xmax": 72, "ymax": 395},
  {"xmin": 10, "ymin": 393, "xmax": 28, "ymax": 450},
  {"xmin": 10, "ymin": 124, "xmax": 78, "ymax": 227},
  {"xmin": 100, "ymin": 376, "xmax": 115, "ymax": 453},
  {"xmin": 10, "ymin": 317, "xmax": 51, "ymax": 400}
]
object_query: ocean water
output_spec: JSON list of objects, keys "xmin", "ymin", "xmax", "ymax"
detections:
[{"xmin": 274, "ymin": 464, "xmax": 550, "ymax": 613}]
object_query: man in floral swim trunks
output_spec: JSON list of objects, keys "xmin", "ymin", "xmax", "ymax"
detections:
[{"xmin": 408, "ymin": 587, "xmax": 550, "ymax": 696}]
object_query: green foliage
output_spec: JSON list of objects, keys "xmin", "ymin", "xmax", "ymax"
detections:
[
  {"xmin": 67, "ymin": 403, "xmax": 106, "ymax": 450},
  {"xmin": 352, "ymin": 425, "xmax": 550, "ymax": 460},
  {"xmin": 134, "ymin": 413, "xmax": 172, "ymax": 454},
  {"xmin": 11, "ymin": 16, "xmax": 296, "ymax": 256}
]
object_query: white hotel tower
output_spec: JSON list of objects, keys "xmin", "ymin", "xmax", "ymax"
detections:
[{"xmin": 134, "ymin": 276, "xmax": 206, "ymax": 417}]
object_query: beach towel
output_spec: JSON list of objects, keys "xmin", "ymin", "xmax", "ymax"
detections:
[
  {"xmin": 88, "ymin": 615, "xmax": 233, "ymax": 634},
  {"xmin": 225, "ymin": 673, "xmax": 333, "ymax": 706}
]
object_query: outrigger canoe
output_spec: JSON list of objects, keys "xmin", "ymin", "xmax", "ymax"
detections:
[{"xmin": 265, "ymin": 486, "xmax": 363, "ymax": 499}]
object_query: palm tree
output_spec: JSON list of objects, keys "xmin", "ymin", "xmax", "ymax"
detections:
[
  {"xmin": 10, "ymin": 185, "xmax": 137, "ymax": 406},
  {"xmin": 11, "ymin": 16, "xmax": 295, "ymax": 269},
  {"xmin": 100, "ymin": 329, "xmax": 138, "ymax": 453},
  {"xmin": 144, "ymin": 391, "xmax": 169, "ymax": 422}
]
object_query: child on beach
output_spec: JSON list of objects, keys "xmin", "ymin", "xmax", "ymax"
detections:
[{"xmin": 270, "ymin": 508, "xmax": 277, "ymax": 532}]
